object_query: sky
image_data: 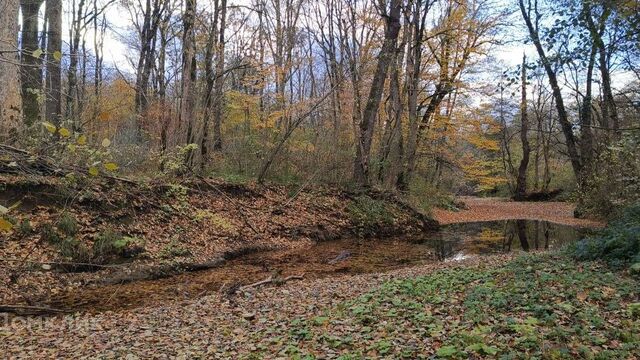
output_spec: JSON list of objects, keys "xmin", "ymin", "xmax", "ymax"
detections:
[{"xmin": 25, "ymin": 0, "xmax": 634, "ymax": 90}]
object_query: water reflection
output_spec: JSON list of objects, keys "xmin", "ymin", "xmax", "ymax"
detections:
[{"xmin": 429, "ymin": 219, "xmax": 588, "ymax": 261}]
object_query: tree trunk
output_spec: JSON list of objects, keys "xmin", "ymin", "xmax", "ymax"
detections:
[
  {"xmin": 0, "ymin": 0, "xmax": 22, "ymax": 139},
  {"xmin": 353, "ymin": 0, "xmax": 401, "ymax": 185},
  {"xmin": 514, "ymin": 55, "xmax": 530, "ymax": 200},
  {"xmin": 211, "ymin": 0, "xmax": 227, "ymax": 152},
  {"xmin": 519, "ymin": 0, "xmax": 582, "ymax": 179},
  {"xmin": 180, "ymin": 0, "xmax": 197, "ymax": 163},
  {"xmin": 20, "ymin": 0, "xmax": 44, "ymax": 127},
  {"xmin": 45, "ymin": 0, "xmax": 62, "ymax": 126}
]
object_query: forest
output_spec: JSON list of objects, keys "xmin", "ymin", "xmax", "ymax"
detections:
[{"xmin": 0, "ymin": 0, "xmax": 639, "ymax": 358}]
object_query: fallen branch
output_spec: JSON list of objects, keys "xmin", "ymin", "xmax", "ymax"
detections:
[
  {"xmin": 0, "ymin": 258, "xmax": 123, "ymax": 269},
  {"xmin": 0, "ymin": 304, "xmax": 67, "ymax": 315},
  {"xmin": 240, "ymin": 274, "xmax": 304, "ymax": 291}
]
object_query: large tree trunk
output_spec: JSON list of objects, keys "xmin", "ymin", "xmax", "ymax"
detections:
[
  {"xmin": 583, "ymin": 2, "xmax": 618, "ymax": 137},
  {"xmin": 134, "ymin": 0, "xmax": 163, "ymax": 130},
  {"xmin": 20, "ymin": 0, "xmax": 44, "ymax": 127},
  {"xmin": 353, "ymin": 0, "xmax": 401, "ymax": 185},
  {"xmin": 514, "ymin": 55, "xmax": 530, "ymax": 200},
  {"xmin": 66, "ymin": 0, "xmax": 86, "ymax": 129},
  {"xmin": 211, "ymin": 0, "xmax": 227, "ymax": 152},
  {"xmin": 398, "ymin": 0, "xmax": 430, "ymax": 190},
  {"xmin": 45, "ymin": 0, "xmax": 62, "ymax": 126},
  {"xmin": 0, "ymin": 0, "xmax": 22, "ymax": 139},
  {"xmin": 180, "ymin": 0, "xmax": 197, "ymax": 163}
]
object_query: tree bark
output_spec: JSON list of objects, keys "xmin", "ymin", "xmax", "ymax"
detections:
[
  {"xmin": 211, "ymin": 0, "xmax": 227, "ymax": 152},
  {"xmin": 519, "ymin": 0, "xmax": 582, "ymax": 178},
  {"xmin": 180, "ymin": 0, "xmax": 197, "ymax": 163},
  {"xmin": 514, "ymin": 54, "xmax": 530, "ymax": 200},
  {"xmin": 45, "ymin": 0, "xmax": 62, "ymax": 126},
  {"xmin": 353, "ymin": 0, "xmax": 401, "ymax": 185},
  {"xmin": 20, "ymin": 0, "xmax": 44, "ymax": 127},
  {"xmin": 0, "ymin": 0, "xmax": 22, "ymax": 139}
]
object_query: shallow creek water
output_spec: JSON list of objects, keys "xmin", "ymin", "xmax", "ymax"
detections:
[{"xmin": 46, "ymin": 220, "xmax": 589, "ymax": 313}]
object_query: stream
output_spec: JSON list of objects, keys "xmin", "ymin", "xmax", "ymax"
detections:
[{"xmin": 44, "ymin": 219, "xmax": 590, "ymax": 313}]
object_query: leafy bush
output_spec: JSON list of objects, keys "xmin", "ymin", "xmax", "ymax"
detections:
[
  {"xmin": 569, "ymin": 203, "xmax": 640, "ymax": 268},
  {"xmin": 577, "ymin": 134, "xmax": 640, "ymax": 217},
  {"xmin": 93, "ymin": 229, "xmax": 145, "ymax": 261},
  {"xmin": 407, "ymin": 176, "xmax": 462, "ymax": 213},
  {"xmin": 17, "ymin": 219, "xmax": 33, "ymax": 235},
  {"xmin": 346, "ymin": 195, "xmax": 393, "ymax": 235}
]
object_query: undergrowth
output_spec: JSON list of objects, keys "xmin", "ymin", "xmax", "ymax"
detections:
[
  {"xmin": 242, "ymin": 254, "xmax": 640, "ymax": 359},
  {"xmin": 569, "ymin": 203, "xmax": 640, "ymax": 268},
  {"xmin": 346, "ymin": 195, "xmax": 394, "ymax": 236}
]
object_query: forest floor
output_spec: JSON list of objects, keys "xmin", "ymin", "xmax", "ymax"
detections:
[
  {"xmin": 0, "ymin": 174, "xmax": 432, "ymax": 307},
  {"xmin": 2, "ymin": 176, "xmax": 635, "ymax": 358},
  {"xmin": 1, "ymin": 253, "xmax": 637, "ymax": 358},
  {"xmin": 433, "ymin": 196, "xmax": 605, "ymax": 228}
]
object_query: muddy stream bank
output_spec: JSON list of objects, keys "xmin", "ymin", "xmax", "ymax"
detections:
[{"xmin": 41, "ymin": 219, "xmax": 590, "ymax": 314}]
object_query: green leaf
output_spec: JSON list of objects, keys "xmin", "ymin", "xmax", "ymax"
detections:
[
  {"xmin": 32, "ymin": 48, "xmax": 43, "ymax": 58},
  {"xmin": 77, "ymin": 135, "xmax": 87, "ymax": 145},
  {"xmin": 53, "ymin": 50, "xmax": 62, "ymax": 61},
  {"xmin": 42, "ymin": 121, "xmax": 57, "ymax": 134},
  {"xmin": 0, "ymin": 218, "xmax": 13, "ymax": 232},
  {"xmin": 104, "ymin": 162, "xmax": 118, "ymax": 172},
  {"xmin": 436, "ymin": 345, "xmax": 457, "ymax": 357},
  {"xmin": 481, "ymin": 344, "xmax": 499, "ymax": 355},
  {"xmin": 88, "ymin": 166, "xmax": 99, "ymax": 176},
  {"xmin": 101, "ymin": 138, "xmax": 111, "ymax": 148},
  {"xmin": 58, "ymin": 127, "xmax": 71, "ymax": 137}
]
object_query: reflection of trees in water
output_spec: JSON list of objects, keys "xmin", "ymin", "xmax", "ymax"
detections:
[
  {"xmin": 434, "ymin": 220, "xmax": 583, "ymax": 260},
  {"xmin": 429, "ymin": 234, "xmax": 459, "ymax": 260},
  {"xmin": 516, "ymin": 220, "xmax": 530, "ymax": 251},
  {"xmin": 503, "ymin": 220, "xmax": 557, "ymax": 252}
]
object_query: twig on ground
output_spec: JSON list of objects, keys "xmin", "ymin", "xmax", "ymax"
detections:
[{"xmin": 240, "ymin": 274, "xmax": 305, "ymax": 291}]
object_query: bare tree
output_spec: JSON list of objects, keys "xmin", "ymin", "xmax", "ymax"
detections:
[
  {"xmin": 514, "ymin": 54, "xmax": 530, "ymax": 200},
  {"xmin": 353, "ymin": 0, "xmax": 402, "ymax": 185},
  {"xmin": 519, "ymin": 0, "xmax": 582, "ymax": 178}
]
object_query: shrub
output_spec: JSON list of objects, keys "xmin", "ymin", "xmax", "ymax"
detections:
[
  {"xmin": 160, "ymin": 238, "xmax": 192, "ymax": 258},
  {"xmin": 93, "ymin": 229, "xmax": 145, "ymax": 261},
  {"xmin": 407, "ymin": 176, "xmax": 462, "ymax": 213},
  {"xmin": 57, "ymin": 237, "xmax": 91, "ymax": 263},
  {"xmin": 577, "ymin": 134, "xmax": 640, "ymax": 218},
  {"xmin": 56, "ymin": 212, "xmax": 79, "ymax": 236},
  {"xmin": 41, "ymin": 223, "xmax": 62, "ymax": 244},
  {"xmin": 17, "ymin": 219, "xmax": 33, "ymax": 235},
  {"xmin": 347, "ymin": 195, "xmax": 393, "ymax": 236},
  {"xmin": 569, "ymin": 203, "xmax": 640, "ymax": 268}
]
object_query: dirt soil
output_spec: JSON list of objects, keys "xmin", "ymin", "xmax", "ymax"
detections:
[{"xmin": 432, "ymin": 196, "xmax": 605, "ymax": 228}]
